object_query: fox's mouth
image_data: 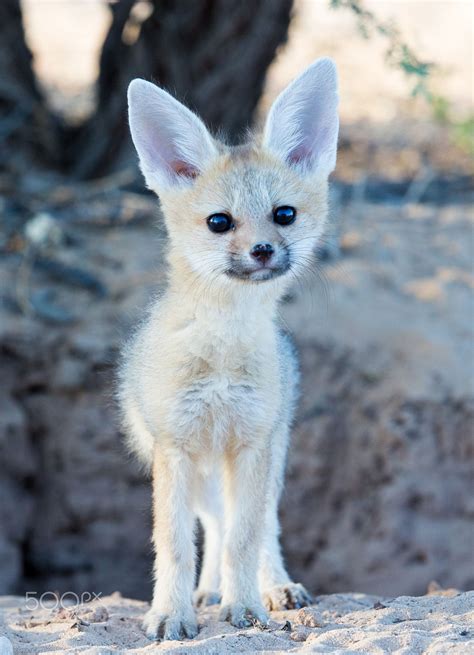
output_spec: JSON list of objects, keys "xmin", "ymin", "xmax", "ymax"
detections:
[{"xmin": 225, "ymin": 261, "xmax": 290, "ymax": 282}]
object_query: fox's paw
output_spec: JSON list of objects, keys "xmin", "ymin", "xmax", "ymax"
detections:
[
  {"xmin": 143, "ymin": 607, "xmax": 198, "ymax": 641},
  {"xmin": 262, "ymin": 582, "xmax": 313, "ymax": 611},
  {"xmin": 219, "ymin": 601, "xmax": 268, "ymax": 628},
  {"xmin": 194, "ymin": 589, "xmax": 222, "ymax": 607}
]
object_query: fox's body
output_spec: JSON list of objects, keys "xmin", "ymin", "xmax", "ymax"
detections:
[
  {"xmin": 121, "ymin": 288, "xmax": 294, "ymax": 460},
  {"xmin": 119, "ymin": 59, "xmax": 339, "ymax": 640}
]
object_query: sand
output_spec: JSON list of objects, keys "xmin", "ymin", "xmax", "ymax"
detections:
[{"xmin": 1, "ymin": 588, "xmax": 473, "ymax": 654}]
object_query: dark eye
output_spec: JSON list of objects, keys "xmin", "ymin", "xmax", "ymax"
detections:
[
  {"xmin": 207, "ymin": 213, "xmax": 233, "ymax": 233},
  {"xmin": 273, "ymin": 206, "xmax": 296, "ymax": 226}
]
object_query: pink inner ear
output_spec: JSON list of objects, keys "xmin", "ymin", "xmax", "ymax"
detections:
[
  {"xmin": 172, "ymin": 160, "xmax": 198, "ymax": 179},
  {"xmin": 288, "ymin": 144, "xmax": 311, "ymax": 166}
]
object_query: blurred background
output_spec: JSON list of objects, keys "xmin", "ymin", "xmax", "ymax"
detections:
[{"xmin": 0, "ymin": 0, "xmax": 473, "ymax": 601}]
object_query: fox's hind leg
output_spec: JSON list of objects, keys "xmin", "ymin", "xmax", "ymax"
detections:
[
  {"xmin": 194, "ymin": 471, "xmax": 223, "ymax": 607},
  {"xmin": 258, "ymin": 423, "xmax": 313, "ymax": 611}
]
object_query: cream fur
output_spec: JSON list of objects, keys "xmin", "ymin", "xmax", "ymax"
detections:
[{"xmin": 118, "ymin": 58, "xmax": 339, "ymax": 641}]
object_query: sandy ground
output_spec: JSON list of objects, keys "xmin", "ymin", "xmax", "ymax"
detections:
[{"xmin": 1, "ymin": 588, "xmax": 473, "ymax": 654}]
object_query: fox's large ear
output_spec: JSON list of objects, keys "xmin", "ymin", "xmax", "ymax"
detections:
[
  {"xmin": 128, "ymin": 79, "xmax": 217, "ymax": 191},
  {"xmin": 263, "ymin": 58, "xmax": 339, "ymax": 176}
]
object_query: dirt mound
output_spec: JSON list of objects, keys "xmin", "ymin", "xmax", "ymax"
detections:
[{"xmin": 0, "ymin": 193, "xmax": 472, "ymax": 599}]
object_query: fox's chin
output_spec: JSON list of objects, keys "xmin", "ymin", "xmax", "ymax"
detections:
[{"xmin": 225, "ymin": 264, "xmax": 290, "ymax": 283}]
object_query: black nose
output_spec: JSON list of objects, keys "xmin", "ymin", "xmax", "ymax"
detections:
[{"xmin": 250, "ymin": 242, "xmax": 274, "ymax": 263}]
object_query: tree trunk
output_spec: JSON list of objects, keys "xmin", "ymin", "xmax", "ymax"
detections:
[
  {"xmin": 69, "ymin": 0, "xmax": 293, "ymax": 178},
  {"xmin": 0, "ymin": 0, "xmax": 59, "ymax": 171},
  {"xmin": 0, "ymin": 0, "xmax": 293, "ymax": 179}
]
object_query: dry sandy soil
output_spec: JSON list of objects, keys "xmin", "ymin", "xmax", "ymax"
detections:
[{"xmin": 1, "ymin": 587, "xmax": 473, "ymax": 654}]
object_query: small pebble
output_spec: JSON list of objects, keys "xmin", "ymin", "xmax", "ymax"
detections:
[
  {"xmin": 82, "ymin": 606, "xmax": 109, "ymax": 623},
  {"xmin": 24, "ymin": 213, "xmax": 63, "ymax": 248},
  {"xmin": 290, "ymin": 625, "xmax": 311, "ymax": 642},
  {"xmin": 295, "ymin": 607, "xmax": 324, "ymax": 628}
]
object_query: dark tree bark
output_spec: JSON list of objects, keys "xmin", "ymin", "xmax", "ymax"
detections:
[
  {"xmin": 0, "ymin": 0, "xmax": 59, "ymax": 170},
  {"xmin": 0, "ymin": 0, "xmax": 293, "ymax": 179},
  {"xmin": 69, "ymin": 0, "xmax": 294, "ymax": 177}
]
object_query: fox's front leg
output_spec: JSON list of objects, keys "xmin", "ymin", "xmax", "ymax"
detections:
[
  {"xmin": 143, "ymin": 446, "xmax": 198, "ymax": 641},
  {"xmin": 219, "ymin": 443, "xmax": 270, "ymax": 628}
]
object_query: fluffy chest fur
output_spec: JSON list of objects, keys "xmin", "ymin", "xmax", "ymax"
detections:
[{"xmin": 129, "ymin": 296, "xmax": 282, "ymax": 454}]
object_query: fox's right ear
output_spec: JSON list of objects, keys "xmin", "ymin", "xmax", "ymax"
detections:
[{"xmin": 127, "ymin": 79, "xmax": 217, "ymax": 191}]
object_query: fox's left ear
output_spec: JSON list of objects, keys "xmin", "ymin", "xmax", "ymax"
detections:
[{"xmin": 263, "ymin": 57, "xmax": 339, "ymax": 176}]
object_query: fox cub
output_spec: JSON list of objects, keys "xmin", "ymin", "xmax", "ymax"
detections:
[{"xmin": 118, "ymin": 58, "xmax": 339, "ymax": 640}]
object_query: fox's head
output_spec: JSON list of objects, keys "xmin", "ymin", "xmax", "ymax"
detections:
[{"xmin": 128, "ymin": 59, "xmax": 339, "ymax": 291}]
